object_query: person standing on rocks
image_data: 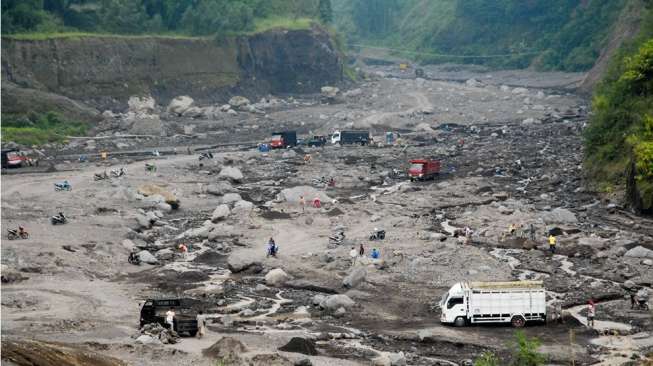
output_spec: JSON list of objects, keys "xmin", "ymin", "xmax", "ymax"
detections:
[
  {"xmin": 359, "ymin": 243, "xmax": 365, "ymax": 257},
  {"xmin": 529, "ymin": 223, "xmax": 536, "ymax": 241},
  {"xmin": 548, "ymin": 235, "xmax": 557, "ymax": 254},
  {"xmin": 350, "ymin": 246, "xmax": 358, "ymax": 267},
  {"xmin": 299, "ymin": 196, "xmax": 305, "ymax": 213},
  {"xmin": 587, "ymin": 300, "xmax": 595, "ymax": 327},
  {"xmin": 196, "ymin": 311, "xmax": 206, "ymax": 339},
  {"xmin": 166, "ymin": 308, "xmax": 176, "ymax": 331},
  {"xmin": 313, "ymin": 196, "xmax": 321, "ymax": 209}
]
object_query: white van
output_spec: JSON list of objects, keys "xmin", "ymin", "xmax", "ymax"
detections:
[{"xmin": 439, "ymin": 281, "xmax": 546, "ymax": 327}]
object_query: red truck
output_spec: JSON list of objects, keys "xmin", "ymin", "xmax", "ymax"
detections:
[{"xmin": 408, "ymin": 159, "xmax": 441, "ymax": 181}]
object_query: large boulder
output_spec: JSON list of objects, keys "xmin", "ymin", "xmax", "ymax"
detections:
[
  {"xmin": 222, "ymin": 193, "xmax": 242, "ymax": 205},
  {"xmin": 232, "ymin": 200, "xmax": 254, "ymax": 214},
  {"xmin": 167, "ymin": 96, "xmax": 195, "ymax": 116},
  {"xmin": 319, "ymin": 294, "xmax": 355, "ymax": 311},
  {"xmin": 137, "ymin": 250, "xmax": 158, "ymax": 264},
  {"xmin": 211, "ymin": 204, "xmax": 231, "ymax": 222},
  {"xmin": 228, "ymin": 96, "xmax": 251, "ymax": 108},
  {"xmin": 321, "ymin": 86, "xmax": 339, "ymax": 98},
  {"xmin": 277, "ymin": 186, "xmax": 331, "ymax": 204},
  {"xmin": 128, "ymin": 95, "xmax": 156, "ymax": 114},
  {"xmin": 218, "ymin": 167, "xmax": 244, "ymax": 183},
  {"xmin": 155, "ymin": 248, "xmax": 175, "ymax": 261},
  {"xmin": 624, "ymin": 246, "xmax": 653, "ymax": 259},
  {"xmin": 228, "ymin": 257, "xmax": 263, "ymax": 273},
  {"xmin": 343, "ymin": 267, "xmax": 367, "ymax": 289},
  {"xmin": 206, "ymin": 181, "xmax": 234, "ymax": 196},
  {"xmin": 278, "ymin": 337, "xmax": 318, "ymax": 355},
  {"xmin": 138, "ymin": 184, "xmax": 180, "ymax": 209},
  {"xmin": 265, "ymin": 268, "xmax": 291, "ymax": 287},
  {"xmin": 541, "ymin": 208, "xmax": 577, "ymax": 224}
]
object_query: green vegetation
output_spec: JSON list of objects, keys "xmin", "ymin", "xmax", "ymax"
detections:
[
  {"xmin": 473, "ymin": 332, "xmax": 546, "ymax": 366},
  {"xmin": 1, "ymin": 112, "xmax": 87, "ymax": 146},
  {"xmin": 584, "ymin": 3, "xmax": 653, "ymax": 212},
  {"xmin": 2, "ymin": 0, "xmax": 333, "ymax": 37},
  {"xmin": 333, "ymin": 0, "xmax": 627, "ymax": 71},
  {"xmin": 473, "ymin": 351, "xmax": 501, "ymax": 366}
]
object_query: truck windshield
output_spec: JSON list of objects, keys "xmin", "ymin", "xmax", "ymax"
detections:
[
  {"xmin": 440, "ymin": 292, "xmax": 449, "ymax": 307},
  {"xmin": 447, "ymin": 297, "xmax": 463, "ymax": 309},
  {"xmin": 271, "ymin": 135, "xmax": 282, "ymax": 140},
  {"xmin": 410, "ymin": 163, "xmax": 424, "ymax": 171}
]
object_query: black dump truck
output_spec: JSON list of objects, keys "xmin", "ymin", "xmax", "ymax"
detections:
[
  {"xmin": 333, "ymin": 130, "xmax": 370, "ymax": 145},
  {"xmin": 270, "ymin": 131, "xmax": 297, "ymax": 149},
  {"xmin": 140, "ymin": 298, "xmax": 200, "ymax": 336},
  {"xmin": 304, "ymin": 135, "xmax": 328, "ymax": 147}
]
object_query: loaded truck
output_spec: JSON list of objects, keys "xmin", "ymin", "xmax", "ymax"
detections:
[
  {"xmin": 439, "ymin": 281, "xmax": 546, "ymax": 328},
  {"xmin": 331, "ymin": 130, "xmax": 370, "ymax": 145},
  {"xmin": 270, "ymin": 131, "xmax": 297, "ymax": 149},
  {"xmin": 408, "ymin": 159, "xmax": 441, "ymax": 181},
  {"xmin": 140, "ymin": 298, "xmax": 199, "ymax": 336}
]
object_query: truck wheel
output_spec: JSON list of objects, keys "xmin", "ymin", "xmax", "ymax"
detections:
[
  {"xmin": 454, "ymin": 317, "xmax": 466, "ymax": 327},
  {"xmin": 511, "ymin": 315, "xmax": 526, "ymax": 328}
]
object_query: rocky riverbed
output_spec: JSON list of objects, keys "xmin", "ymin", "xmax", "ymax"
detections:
[{"xmin": 2, "ymin": 66, "xmax": 652, "ymax": 366}]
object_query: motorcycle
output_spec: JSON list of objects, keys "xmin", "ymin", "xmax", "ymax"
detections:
[
  {"xmin": 199, "ymin": 152, "xmax": 214, "ymax": 161},
  {"xmin": 51, "ymin": 212, "xmax": 67, "ymax": 225},
  {"xmin": 7, "ymin": 227, "xmax": 29, "ymax": 240},
  {"xmin": 329, "ymin": 231, "xmax": 346, "ymax": 245},
  {"xmin": 110, "ymin": 168, "xmax": 126, "ymax": 177},
  {"xmin": 128, "ymin": 251, "xmax": 141, "ymax": 265},
  {"xmin": 94, "ymin": 171, "xmax": 109, "ymax": 181},
  {"xmin": 54, "ymin": 181, "xmax": 72, "ymax": 191},
  {"xmin": 369, "ymin": 228, "xmax": 386, "ymax": 241},
  {"xmin": 145, "ymin": 163, "xmax": 157, "ymax": 173}
]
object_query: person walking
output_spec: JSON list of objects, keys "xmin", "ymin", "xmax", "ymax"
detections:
[
  {"xmin": 529, "ymin": 223, "xmax": 536, "ymax": 241},
  {"xmin": 196, "ymin": 311, "xmax": 206, "ymax": 339},
  {"xmin": 359, "ymin": 243, "xmax": 365, "ymax": 257},
  {"xmin": 313, "ymin": 196, "xmax": 321, "ymax": 208},
  {"xmin": 299, "ymin": 196, "xmax": 305, "ymax": 213},
  {"xmin": 165, "ymin": 308, "xmax": 176, "ymax": 331},
  {"xmin": 350, "ymin": 246, "xmax": 358, "ymax": 267},
  {"xmin": 548, "ymin": 235, "xmax": 557, "ymax": 254},
  {"xmin": 587, "ymin": 300, "xmax": 595, "ymax": 327}
]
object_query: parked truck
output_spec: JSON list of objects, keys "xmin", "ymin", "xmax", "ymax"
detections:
[
  {"xmin": 331, "ymin": 130, "xmax": 370, "ymax": 145},
  {"xmin": 408, "ymin": 159, "xmax": 441, "ymax": 181},
  {"xmin": 140, "ymin": 298, "xmax": 199, "ymax": 336},
  {"xmin": 439, "ymin": 281, "xmax": 546, "ymax": 328},
  {"xmin": 270, "ymin": 131, "xmax": 297, "ymax": 149}
]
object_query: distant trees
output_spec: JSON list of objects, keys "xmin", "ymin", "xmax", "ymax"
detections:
[{"xmin": 1, "ymin": 0, "xmax": 327, "ymax": 35}]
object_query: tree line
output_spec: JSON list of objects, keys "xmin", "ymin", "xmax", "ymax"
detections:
[{"xmin": 1, "ymin": 0, "xmax": 333, "ymax": 35}]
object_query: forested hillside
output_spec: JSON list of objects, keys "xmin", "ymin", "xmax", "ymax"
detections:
[
  {"xmin": 584, "ymin": 4, "xmax": 653, "ymax": 213},
  {"xmin": 333, "ymin": 0, "xmax": 630, "ymax": 71},
  {"xmin": 1, "ymin": 0, "xmax": 334, "ymax": 36}
]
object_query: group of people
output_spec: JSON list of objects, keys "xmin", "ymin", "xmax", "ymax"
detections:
[
  {"xmin": 164, "ymin": 308, "xmax": 207, "ymax": 339},
  {"xmin": 350, "ymin": 244, "xmax": 380, "ymax": 265}
]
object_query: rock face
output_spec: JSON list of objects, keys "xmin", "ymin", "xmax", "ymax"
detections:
[{"xmin": 1, "ymin": 27, "xmax": 343, "ymax": 112}]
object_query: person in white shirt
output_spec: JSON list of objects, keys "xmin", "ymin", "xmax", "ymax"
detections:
[
  {"xmin": 196, "ymin": 311, "xmax": 206, "ymax": 338},
  {"xmin": 165, "ymin": 308, "xmax": 175, "ymax": 331}
]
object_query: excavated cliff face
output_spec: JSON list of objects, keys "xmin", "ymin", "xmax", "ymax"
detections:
[{"xmin": 1, "ymin": 26, "xmax": 343, "ymax": 114}]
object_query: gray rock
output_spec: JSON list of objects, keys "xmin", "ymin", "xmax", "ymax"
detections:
[
  {"xmin": 207, "ymin": 181, "xmax": 234, "ymax": 196},
  {"xmin": 218, "ymin": 166, "xmax": 244, "ymax": 182},
  {"xmin": 137, "ymin": 250, "xmax": 158, "ymax": 264},
  {"xmin": 228, "ymin": 96, "xmax": 250, "ymax": 108},
  {"xmin": 312, "ymin": 294, "xmax": 326, "ymax": 306},
  {"xmin": 240, "ymin": 309, "xmax": 255, "ymax": 317},
  {"xmin": 228, "ymin": 257, "xmax": 263, "ymax": 273},
  {"xmin": 136, "ymin": 334, "xmax": 161, "ymax": 345},
  {"xmin": 334, "ymin": 307, "xmax": 347, "ymax": 317},
  {"xmin": 122, "ymin": 239, "xmax": 135, "ymax": 251},
  {"xmin": 282, "ymin": 150, "xmax": 297, "ymax": 159},
  {"xmin": 265, "ymin": 268, "xmax": 291, "ymax": 287},
  {"xmin": 222, "ymin": 193, "xmax": 242, "ymax": 205},
  {"xmin": 625, "ymin": 246, "xmax": 653, "ymax": 259},
  {"xmin": 319, "ymin": 294, "xmax": 355, "ymax": 310},
  {"xmin": 167, "ymin": 96, "xmax": 194, "ymax": 116},
  {"xmin": 232, "ymin": 200, "xmax": 254, "ymax": 214},
  {"xmin": 343, "ymin": 267, "xmax": 367, "ymax": 289},
  {"xmin": 255, "ymin": 284, "xmax": 269, "ymax": 292},
  {"xmin": 211, "ymin": 204, "xmax": 231, "ymax": 222},
  {"xmin": 155, "ymin": 248, "xmax": 175, "ymax": 261},
  {"xmin": 388, "ymin": 352, "xmax": 406, "ymax": 366},
  {"xmin": 541, "ymin": 207, "xmax": 578, "ymax": 224},
  {"xmin": 221, "ymin": 314, "xmax": 234, "ymax": 327}
]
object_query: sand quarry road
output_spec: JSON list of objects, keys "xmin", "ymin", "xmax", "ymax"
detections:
[{"xmin": 2, "ymin": 68, "xmax": 652, "ymax": 366}]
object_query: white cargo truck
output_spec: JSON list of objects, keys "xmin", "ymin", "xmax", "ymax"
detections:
[{"xmin": 439, "ymin": 281, "xmax": 546, "ymax": 327}]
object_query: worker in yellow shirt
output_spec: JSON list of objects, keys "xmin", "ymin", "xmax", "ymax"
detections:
[{"xmin": 548, "ymin": 235, "xmax": 557, "ymax": 254}]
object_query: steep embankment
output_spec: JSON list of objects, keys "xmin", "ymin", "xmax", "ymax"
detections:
[{"xmin": 0, "ymin": 26, "xmax": 343, "ymax": 118}]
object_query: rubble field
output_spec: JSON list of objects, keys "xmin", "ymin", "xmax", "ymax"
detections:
[{"xmin": 2, "ymin": 67, "xmax": 652, "ymax": 366}]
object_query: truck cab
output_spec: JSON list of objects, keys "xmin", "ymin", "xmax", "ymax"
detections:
[
  {"xmin": 270, "ymin": 131, "xmax": 297, "ymax": 149},
  {"xmin": 140, "ymin": 298, "xmax": 199, "ymax": 336},
  {"xmin": 439, "ymin": 282, "xmax": 466, "ymax": 325},
  {"xmin": 408, "ymin": 159, "xmax": 441, "ymax": 181}
]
